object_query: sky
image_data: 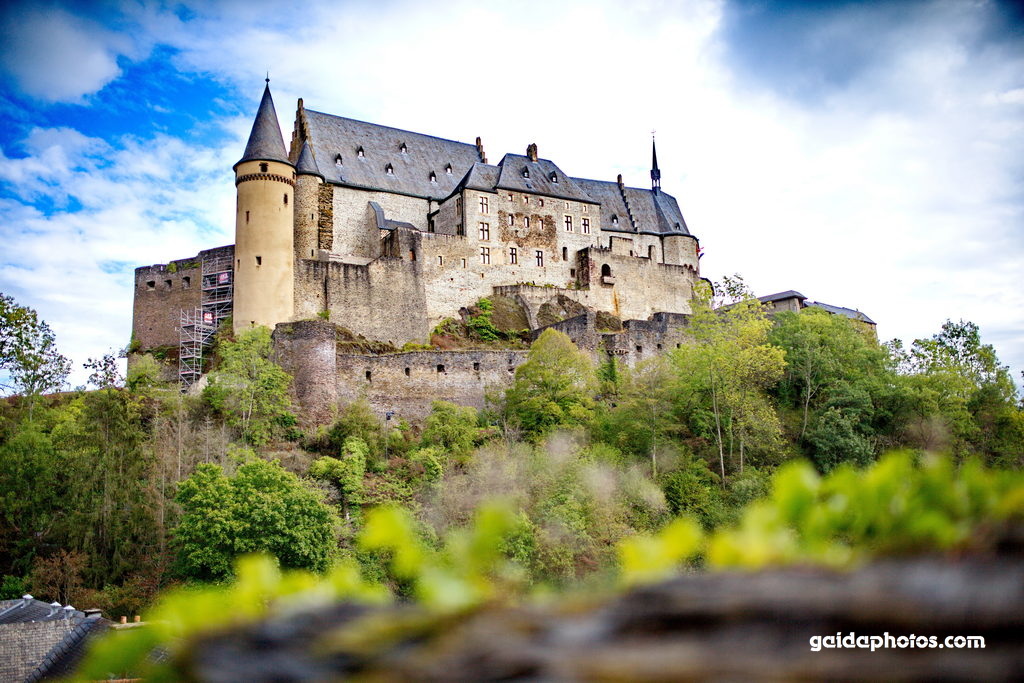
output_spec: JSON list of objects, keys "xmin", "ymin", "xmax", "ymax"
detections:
[{"xmin": 0, "ymin": 0, "xmax": 1021, "ymax": 391}]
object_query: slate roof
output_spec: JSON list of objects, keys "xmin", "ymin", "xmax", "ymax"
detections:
[
  {"xmin": 303, "ymin": 109, "xmax": 482, "ymax": 200},
  {"xmin": 237, "ymin": 83, "xmax": 290, "ymax": 168},
  {"xmin": 295, "ymin": 140, "xmax": 323, "ymax": 178},
  {"xmin": 296, "ymin": 102, "xmax": 691, "ymax": 235},
  {"xmin": 573, "ymin": 179, "xmax": 634, "ymax": 232},
  {"xmin": 493, "ymin": 154, "xmax": 596, "ymax": 204},
  {"xmin": 0, "ymin": 597, "xmax": 84, "ymax": 623},
  {"xmin": 806, "ymin": 301, "xmax": 876, "ymax": 324},
  {"xmin": 758, "ymin": 290, "xmax": 807, "ymax": 304}
]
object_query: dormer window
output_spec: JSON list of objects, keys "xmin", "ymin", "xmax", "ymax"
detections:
[
  {"xmin": 522, "ymin": 167, "xmax": 530, "ymax": 179},
  {"xmin": 429, "ymin": 171, "xmax": 437, "ymax": 182},
  {"xmin": 399, "ymin": 142, "xmax": 407, "ymax": 154},
  {"xmin": 612, "ymin": 215, "xmax": 619, "ymax": 226},
  {"xmin": 445, "ymin": 163, "xmax": 453, "ymax": 174},
  {"xmin": 357, "ymin": 146, "xmax": 365, "ymax": 158},
  {"xmin": 385, "ymin": 163, "xmax": 394, "ymax": 175},
  {"xmin": 335, "ymin": 154, "xmax": 342, "ymax": 166},
  {"xmin": 550, "ymin": 172, "xmax": 558, "ymax": 183}
]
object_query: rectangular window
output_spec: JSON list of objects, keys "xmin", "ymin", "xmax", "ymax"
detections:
[
  {"xmin": 524, "ymin": 216, "xmax": 530, "ymax": 229},
  {"xmin": 457, "ymin": 223, "xmax": 465, "ymax": 236},
  {"xmin": 438, "ymin": 255, "xmax": 443, "ymax": 266},
  {"xmin": 461, "ymin": 258, "xmax": 467, "ymax": 268},
  {"xmin": 582, "ymin": 217, "xmax": 590, "ymax": 234},
  {"xmin": 564, "ymin": 215, "xmax": 573, "ymax": 231},
  {"xmin": 539, "ymin": 199, "xmax": 544, "ymax": 207},
  {"xmin": 480, "ymin": 246, "xmax": 491, "ymax": 264},
  {"xmin": 509, "ymin": 247, "xmax": 517, "ymax": 264},
  {"xmin": 255, "ymin": 256, "xmax": 262, "ymax": 266},
  {"xmin": 456, "ymin": 197, "xmax": 462, "ymax": 212},
  {"xmin": 507, "ymin": 214, "xmax": 514, "ymax": 227},
  {"xmin": 479, "ymin": 196, "xmax": 489, "ymax": 213},
  {"xmin": 479, "ymin": 222, "xmax": 490, "ymax": 240},
  {"xmin": 535, "ymin": 250, "xmax": 544, "ymax": 267},
  {"xmin": 523, "ymin": 195, "xmax": 529, "ymax": 204},
  {"xmin": 507, "ymin": 193, "xmax": 513, "ymax": 201}
]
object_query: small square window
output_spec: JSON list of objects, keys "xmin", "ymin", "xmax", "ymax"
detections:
[
  {"xmin": 473, "ymin": 362, "xmax": 480, "ymax": 371},
  {"xmin": 437, "ymin": 364, "xmax": 446, "ymax": 373},
  {"xmin": 146, "ymin": 280, "xmax": 155, "ymax": 290},
  {"xmin": 365, "ymin": 370, "xmax": 372, "ymax": 381},
  {"xmin": 182, "ymin": 276, "xmax": 191, "ymax": 288},
  {"xmin": 164, "ymin": 279, "xmax": 172, "ymax": 290},
  {"xmin": 508, "ymin": 193, "xmax": 513, "ymax": 201},
  {"xmin": 405, "ymin": 367, "xmax": 411, "ymax": 376},
  {"xmin": 255, "ymin": 256, "xmax": 262, "ymax": 266},
  {"xmin": 636, "ymin": 345, "xmax": 643, "ymax": 353}
]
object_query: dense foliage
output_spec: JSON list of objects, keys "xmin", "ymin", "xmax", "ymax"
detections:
[{"xmin": 0, "ymin": 284, "xmax": 1021, "ymax": 629}]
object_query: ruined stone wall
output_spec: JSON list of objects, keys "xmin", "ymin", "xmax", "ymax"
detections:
[
  {"xmin": 537, "ymin": 310, "xmax": 690, "ymax": 368},
  {"xmin": 336, "ymin": 348, "xmax": 527, "ymax": 423},
  {"xmin": 132, "ymin": 257, "xmax": 202, "ymax": 350},
  {"xmin": 272, "ymin": 320, "xmax": 526, "ymax": 424},
  {"xmin": 330, "ymin": 186, "xmax": 429, "ymax": 259}
]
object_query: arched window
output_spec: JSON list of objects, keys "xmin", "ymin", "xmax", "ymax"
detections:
[{"xmin": 601, "ymin": 264, "xmax": 612, "ymax": 277}]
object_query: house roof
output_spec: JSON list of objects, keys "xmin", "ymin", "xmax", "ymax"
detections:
[
  {"xmin": 302, "ymin": 108, "xmax": 482, "ymax": 200},
  {"xmin": 806, "ymin": 301, "xmax": 876, "ymax": 324},
  {"xmin": 0, "ymin": 597, "xmax": 84, "ymax": 624},
  {"xmin": 758, "ymin": 290, "xmax": 808, "ymax": 304},
  {"xmin": 237, "ymin": 83, "xmax": 291, "ymax": 168}
]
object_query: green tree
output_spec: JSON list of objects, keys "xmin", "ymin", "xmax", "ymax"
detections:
[
  {"xmin": 420, "ymin": 400, "xmax": 482, "ymax": 461},
  {"xmin": 670, "ymin": 279, "xmax": 786, "ymax": 482},
  {"xmin": 310, "ymin": 436, "xmax": 368, "ymax": 522},
  {"xmin": 503, "ymin": 329, "xmax": 595, "ymax": 439},
  {"xmin": 202, "ymin": 327, "xmax": 295, "ymax": 446},
  {"xmin": 0, "ymin": 293, "xmax": 71, "ymax": 413},
  {"xmin": 173, "ymin": 459, "xmax": 338, "ymax": 581},
  {"xmin": 60, "ymin": 388, "xmax": 162, "ymax": 587}
]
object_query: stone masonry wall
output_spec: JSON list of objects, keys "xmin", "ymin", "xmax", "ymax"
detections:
[
  {"xmin": 331, "ymin": 186, "xmax": 429, "ymax": 260},
  {"xmin": 132, "ymin": 257, "xmax": 202, "ymax": 350},
  {"xmin": 272, "ymin": 320, "xmax": 526, "ymax": 424}
]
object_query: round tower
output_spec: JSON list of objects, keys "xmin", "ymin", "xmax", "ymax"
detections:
[
  {"xmin": 233, "ymin": 80, "xmax": 295, "ymax": 333},
  {"xmin": 293, "ymin": 139, "xmax": 324, "ymax": 261}
]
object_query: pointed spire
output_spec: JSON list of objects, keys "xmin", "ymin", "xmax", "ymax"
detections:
[
  {"xmin": 295, "ymin": 140, "xmax": 323, "ymax": 179},
  {"xmin": 236, "ymin": 82, "xmax": 291, "ymax": 168},
  {"xmin": 650, "ymin": 132, "xmax": 661, "ymax": 193}
]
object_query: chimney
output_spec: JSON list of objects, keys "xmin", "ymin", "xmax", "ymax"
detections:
[
  {"xmin": 120, "ymin": 616, "xmax": 127, "ymax": 624},
  {"xmin": 134, "ymin": 615, "xmax": 141, "ymax": 623},
  {"xmin": 617, "ymin": 173, "xmax": 624, "ymax": 189},
  {"xmin": 526, "ymin": 143, "xmax": 538, "ymax": 162},
  {"xmin": 476, "ymin": 136, "xmax": 487, "ymax": 163}
]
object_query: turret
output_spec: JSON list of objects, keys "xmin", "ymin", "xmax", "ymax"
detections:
[
  {"xmin": 650, "ymin": 135, "xmax": 661, "ymax": 193},
  {"xmin": 293, "ymin": 139, "xmax": 324, "ymax": 261},
  {"xmin": 233, "ymin": 80, "xmax": 295, "ymax": 333}
]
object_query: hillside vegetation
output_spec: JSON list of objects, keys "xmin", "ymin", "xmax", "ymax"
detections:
[{"xmin": 1, "ymin": 281, "xmax": 1022, "ymax": 670}]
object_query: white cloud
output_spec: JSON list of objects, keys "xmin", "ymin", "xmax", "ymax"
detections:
[
  {"xmin": 1, "ymin": 0, "xmax": 1022, "ymax": 389},
  {"xmin": 0, "ymin": 7, "xmax": 138, "ymax": 102}
]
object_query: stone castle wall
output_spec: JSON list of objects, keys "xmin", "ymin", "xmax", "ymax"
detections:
[
  {"xmin": 132, "ymin": 258, "xmax": 202, "ymax": 350},
  {"xmin": 272, "ymin": 320, "xmax": 528, "ymax": 424}
]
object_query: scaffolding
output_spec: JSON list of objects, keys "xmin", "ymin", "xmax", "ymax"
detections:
[{"xmin": 179, "ymin": 247, "xmax": 234, "ymax": 390}]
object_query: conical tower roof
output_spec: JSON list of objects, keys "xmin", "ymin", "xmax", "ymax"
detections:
[
  {"xmin": 236, "ymin": 82, "xmax": 290, "ymax": 168},
  {"xmin": 295, "ymin": 140, "xmax": 323, "ymax": 179}
]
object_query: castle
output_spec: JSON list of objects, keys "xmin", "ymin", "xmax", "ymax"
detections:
[{"xmin": 132, "ymin": 81, "xmax": 706, "ymax": 420}]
